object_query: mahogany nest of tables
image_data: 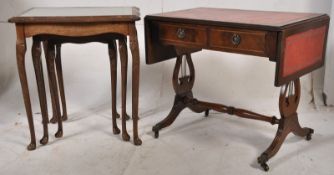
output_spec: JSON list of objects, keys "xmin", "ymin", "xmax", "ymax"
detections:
[{"xmin": 9, "ymin": 7, "xmax": 142, "ymax": 150}]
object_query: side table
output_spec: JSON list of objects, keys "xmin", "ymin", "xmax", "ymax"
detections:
[
  {"xmin": 145, "ymin": 8, "xmax": 329, "ymax": 171},
  {"xmin": 9, "ymin": 7, "xmax": 142, "ymax": 150}
]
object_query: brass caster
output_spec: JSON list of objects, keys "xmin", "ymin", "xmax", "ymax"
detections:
[
  {"xmin": 258, "ymin": 153, "xmax": 269, "ymax": 171},
  {"xmin": 154, "ymin": 131, "xmax": 159, "ymax": 138},
  {"xmin": 152, "ymin": 125, "xmax": 160, "ymax": 138},
  {"xmin": 261, "ymin": 163, "xmax": 269, "ymax": 171},
  {"xmin": 40, "ymin": 136, "xmax": 49, "ymax": 145},
  {"xmin": 205, "ymin": 109, "xmax": 209, "ymax": 117},
  {"xmin": 306, "ymin": 129, "xmax": 314, "ymax": 141}
]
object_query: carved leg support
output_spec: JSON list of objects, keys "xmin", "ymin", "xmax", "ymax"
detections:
[
  {"xmin": 109, "ymin": 40, "xmax": 121, "ymax": 135},
  {"xmin": 45, "ymin": 42, "xmax": 63, "ymax": 138},
  {"xmin": 153, "ymin": 54, "xmax": 201, "ymax": 137},
  {"xmin": 257, "ymin": 79, "xmax": 313, "ymax": 171},
  {"xmin": 16, "ymin": 25, "xmax": 36, "ymax": 150},
  {"xmin": 152, "ymin": 94, "xmax": 186, "ymax": 138},
  {"xmin": 153, "ymin": 52, "xmax": 313, "ymax": 171},
  {"xmin": 129, "ymin": 25, "xmax": 142, "ymax": 145},
  {"xmin": 153, "ymin": 53, "xmax": 280, "ymax": 137},
  {"xmin": 32, "ymin": 38, "xmax": 49, "ymax": 145},
  {"xmin": 118, "ymin": 37, "xmax": 130, "ymax": 141}
]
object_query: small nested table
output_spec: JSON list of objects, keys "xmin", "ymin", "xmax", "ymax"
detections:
[
  {"xmin": 9, "ymin": 7, "xmax": 142, "ymax": 150},
  {"xmin": 145, "ymin": 8, "xmax": 329, "ymax": 171}
]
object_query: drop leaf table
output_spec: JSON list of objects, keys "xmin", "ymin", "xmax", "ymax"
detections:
[{"xmin": 144, "ymin": 8, "xmax": 330, "ymax": 171}]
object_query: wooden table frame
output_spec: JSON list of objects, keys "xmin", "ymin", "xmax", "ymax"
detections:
[
  {"xmin": 10, "ymin": 8, "xmax": 142, "ymax": 150},
  {"xmin": 152, "ymin": 51, "xmax": 311, "ymax": 171},
  {"xmin": 144, "ymin": 8, "xmax": 329, "ymax": 171}
]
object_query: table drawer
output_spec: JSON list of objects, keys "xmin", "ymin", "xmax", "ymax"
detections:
[
  {"xmin": 209, "ymin": 28, "xmax": 267, "ymax": 55},
  {"xmin": 158, "ymin": 22, "xmax": 207, "ymax": 47}
]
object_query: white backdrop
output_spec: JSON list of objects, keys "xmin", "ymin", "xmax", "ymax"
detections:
[
  {"xmin": 0, "ymin": 0, "xmax": 332, "ymax": 122},
  {"xmin": 1, "ymin": 1, "xmax": 334, "ymax": 174},
  {"xmin": 324, "ymin": 2, "xmax": 334, "ymax": 105}
]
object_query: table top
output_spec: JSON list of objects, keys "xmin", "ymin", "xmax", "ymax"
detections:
[
  {"xmin": 146, "ymin": 7, "xmax": 327, "ymax": 31},
  {"xmin": 9, "ymin": 7, "xmax": 140, "ymax": 23},
  {"xmin": 144, "ymin": 7, "xmax": 330, "ymax": 86}
]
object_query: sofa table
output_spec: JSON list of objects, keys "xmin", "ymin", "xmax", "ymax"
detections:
[
  {"xmin": 144, "ymin": 8, "xmax": 329, "ymax": 171},
  {"xmin": 9, "ymin": 7, "xmax": 142, "ymax": 150}
]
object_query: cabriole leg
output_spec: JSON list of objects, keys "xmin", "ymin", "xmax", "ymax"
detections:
[
  {"xmin": 55, "ymin": 44, "xmax": 68, "ymax": 121},
  {"xmin": 32, "ymin": 38, "xmax": 49, "ymax": 145},
  {"xmin": 16, "ymin": 25, "xmax": 36, "ymax": 150},
  {"xmin": 129, "ymin": 25, "xmax": 142, "ymax": 145},
  {"xmin": 45, "ymin": 42, "xmax": 63, "ymax": 138},
  {"xmin": 109, "ymin": 40, "xmax": 121, "ymax": 135},
  {"xmin": 119, "ymin": 36, "xmax": 130, "ymax": 141},
  {"xmin": 44, "ymin": 42, "xmax": 67, "ymax": 123}
]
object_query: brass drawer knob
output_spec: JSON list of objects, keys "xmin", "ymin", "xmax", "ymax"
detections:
[
  {"xmin": 176, "ymin": 28, "xmax": 186, "ymax": 39},
  {"xmin": 231, "ymin": 34, "xmax": 241, "ymax": 45}
]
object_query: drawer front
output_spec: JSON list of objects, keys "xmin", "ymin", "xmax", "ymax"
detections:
[
  {"xmin": 158, "ymin": 22, "xmax": 207, "ymax": 47},
  {"xmin": 209, "ymin": 28, "xmax": 267, "ymax": 55}
]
